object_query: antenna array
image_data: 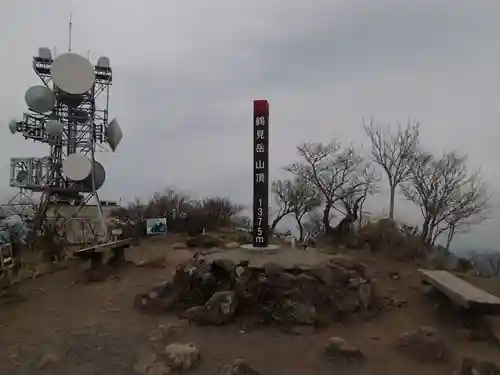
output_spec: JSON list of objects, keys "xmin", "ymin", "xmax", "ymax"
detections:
[{"xmin": 6, "ymin": 46, "xmax": 124, "ymax": 244}]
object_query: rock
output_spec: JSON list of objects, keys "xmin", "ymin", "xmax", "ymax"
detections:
[
  {"xmin": 358, "ymin": 283, "xmax": 372, "ymax": 309},
  {"xmin": 147, "ymin": 362, "xmax": 171, "ymax": 375},
  {"xmin": 149, "ymin": 324, "xmax": 174, "ymax": 342},
  {"xmin": 346, "ymin": 278, "xmax": 362, "ymax": 290},
  {"xmin": 134, "ymin": 351, "xmax": 157, "ymax": 374},
  {"xmin": 397, "ymin": 326, "xmax": 448, "ymax": 362},
  {"xmin": 389, "ymin": 271, "xmax": 400, "ymax": 280},
  {"xmin": 269, "ymin": 272, "xmax": 296, "ymax": 290},
  {"xmin": 212, "ymin": 259, "xmax": 236, "ymax": 277},
  {"xmin": 235, "ymin": 266, "xmax": 245, "ymax": 277},
  {"xmin": 325, "ymin": 337, "xmax": 364, "ymax": 361},
  {"xmin": 186, "ymin": 234, "xmax": 223, "ymax": 249},
  {"xmin": 291, "ymin": 301, "xmax": 316, "ymax": 325},
  {"xmin": 217, "ymin": 359, "xmax": 263, "ymax": 375},
  {"xmin": 275, "ymin": 300, "xmax": 316, "ymax": 325},
  {"xmin": 457, "ymin": 357, "xmax": 500, "ymax": 375},
  {"xmin": 263, "ymin": 262, "xmax": 283, "ymax": 276},
  {"xmin": 134, "ymin": 282, "xmax": 178, "ymax": 314},
  {"xmin": 225, "ymin": 242, "xmax": 240, "ymax": 249},
  {"xmin": 326, "ymin": 337, "xmax": 348, "ymax": 350},
  {"xmin": 38, "ymin": 351, "xmax": 61, "ymax": 370},
  {"xmin": 203, "ymin": 291, "xmax": 238, "ymax": 325},
  {"xmin": 165, "ymin": 343, "xmax": 200, "ymax": 370},
  {"xmin": 172, "ymin": 242, "xmax": 187, "ymax": 249},
  {"xmin": 288, "ymin": 325, "xmax": 315, "ymax": 335},
  {"xmin": 335, "ymin": 292, "xmax": 361, "ymax": 315},
  {"xmin": 310, "ymin": 262, "xmax": 337, "ymax": 286},
  {"xmin": 338, "ymin": 344, "xmax": 365, "ymax": 360},
  {"xmin": 329, "ymin": 255, "xmax": 367, "ymax": 278},
  {"xmin": 184, "ymin": 306, "xmax": 206, "ymax": 322},
  {"xmin": 136, "ymin": 249, "xmax": 379, "ymax": 326},
  {"xmin": 391, "ymin": 298, "xmax": 407, "ymax": 308},
  {"xmin": 136, "ymin": 257, "xmax": 168, "ymax": 268}
]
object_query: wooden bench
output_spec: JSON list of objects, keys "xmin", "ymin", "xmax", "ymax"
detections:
[
  {"xmin": 74, "ymin": 238, "xmax": 132, "ymax": 269},
  {"xmin": 419, "ymin": 269, "xmax": 500, "ymax": 315}
]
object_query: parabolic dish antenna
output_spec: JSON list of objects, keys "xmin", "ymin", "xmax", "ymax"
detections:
[
  {"xmin": 45, "ymin": 120, "xmax": 64, "ymax": 137},
  {"xmin": 106, "ymin": 117, "xmax": 123, "ymax": 151},
  {"xmin": 63, "ymin": 153, "xmax": 91, "ymax": 181},
  {"xmin": 81, "ymin": 161, "xmax": 106, "ymax": 191},
  {"xmin": 25, "ymin": 85, "xmax": 55, "ymax": 113},
  {"xmin": 8, "ymin": 119, "xmax": 17, "ymax": 134},
  {"xmin": 51, "ymin": 53, "xmax": 95, "ymax": 95}
]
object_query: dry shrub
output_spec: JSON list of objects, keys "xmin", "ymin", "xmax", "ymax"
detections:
[
  {"xmin": 110, "ymin": 189, "xmax": 244, "ymax": 238},
  {"xmin": 358, "ymin": 218, "xmax": 427, "ymax": 260}
]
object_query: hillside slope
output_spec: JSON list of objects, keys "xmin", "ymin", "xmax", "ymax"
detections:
[{"xmin": 0, "ymin": 238, "xmax": 499, "ymax": 375}]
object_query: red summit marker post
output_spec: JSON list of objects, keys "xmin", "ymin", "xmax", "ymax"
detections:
[{"xmin": 253, "ymin": 100, "xmax": 269, "ymax": 247}]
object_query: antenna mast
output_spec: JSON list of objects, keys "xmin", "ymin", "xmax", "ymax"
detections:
[
  {"xmin": 6, "ymin": 42, "xmax": 124, "ymax": 246},
  {"xmin": 68, "ymin": 12, "xmax": 73, "ymax": 52}
]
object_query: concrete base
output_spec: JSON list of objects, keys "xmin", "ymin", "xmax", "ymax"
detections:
[{"xmin": 240, "ymin": 244, "xmax": 280, "ymax": 253}]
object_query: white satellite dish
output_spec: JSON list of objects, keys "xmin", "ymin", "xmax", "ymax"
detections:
[
  {"xmin": 81, "ymin": 160, "xmax": 106, "ymax": 191},
  {"xmin": 63, "ymin": 153, "xmax": 91, "ymax": 181},
  {"xmin": 106, "ymin": 118, "xmax": 123, "ymax": 151},
  {"xmin": 8, "ymin": 120, "xmax": 17, "ymax": 134},
  {"xmin": 51, "ymin": 53, "xmax": 95, "ymax": 95},
  {"xmin": 25, "ymin": 85, "xmax": 55, "ymax": 113},
  {"xmin": 45, "ymin": 120, "xmax": 64, "ymax": 137}
]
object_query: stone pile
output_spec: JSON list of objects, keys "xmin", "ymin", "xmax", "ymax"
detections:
[{"xmin": 134, "ymin": 254, "xmax": 382, "ymax": 326}]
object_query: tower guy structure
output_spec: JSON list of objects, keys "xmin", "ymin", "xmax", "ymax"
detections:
[{"xmin": 7, "ymin": 46, "xmax": 124, "ymax": 244}]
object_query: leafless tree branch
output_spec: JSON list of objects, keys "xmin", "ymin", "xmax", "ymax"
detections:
[{"xmin": 363, "ymin": 118, "xmax": 420, "ymax": 219}]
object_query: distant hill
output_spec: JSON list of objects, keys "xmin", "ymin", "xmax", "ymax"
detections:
[{"xmin": 451, "ymin": 248, "xmax": 500, "ymax": 276}]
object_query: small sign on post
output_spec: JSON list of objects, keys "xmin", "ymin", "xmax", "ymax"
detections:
[
  {"xmin": 146, "ymin": 218, "xmax": 167, "ymax": 235},
  {"xmin": 253, "ymin": 100, "xmax": 269, "ymax": 248}
]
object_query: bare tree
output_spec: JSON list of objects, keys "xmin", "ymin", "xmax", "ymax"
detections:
[
  {"xmin": 287, "ymin": 141, "xmax": 371, "ymax": 233},
  {"xmin": 469, "ymin": 251, "xmax": 500, "ymax": 277},
  {"xmin": 302, "ymin": 210, "xmax": 325, "ymax": 239},
  {"xmin": 288, "ymin": 177, "xmax": 321, "ymax": 242},
  {"xmin": 401, "ymin": 151, "xmax": 491, "ymax": 248},
  {"xmin": 363, "ymin": 118, "xmax": 420, "ymax": 220},
  {"xmin": 485, "ymin": 253, "xmax": 500, "ymax": 276},
  {"xmin": 331, "ymin": 166, "xmax": 380, "ymax": 237},
  {"xmin": 269, "ymin": 179, "xmax": 295, "ymax": 234}
]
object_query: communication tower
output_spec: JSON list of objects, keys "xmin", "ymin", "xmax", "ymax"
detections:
[{"xmin": 6, "ymin": 45, "xmax": 124, "ymax": 245}]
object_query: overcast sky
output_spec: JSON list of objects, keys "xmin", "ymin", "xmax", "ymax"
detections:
[{"xmin": 1, "ymin": 0, "xmax": 500, "ymax": 250}]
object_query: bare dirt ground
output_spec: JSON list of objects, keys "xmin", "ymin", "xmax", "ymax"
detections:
[{"xmin": 1, "ymin": 238, "xmax": 500, "ymax": 375}]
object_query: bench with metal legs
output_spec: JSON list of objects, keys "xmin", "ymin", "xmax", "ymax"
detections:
[{"xmin": 73, "ymin": 238, "xmax": 132, "ymax": 271}]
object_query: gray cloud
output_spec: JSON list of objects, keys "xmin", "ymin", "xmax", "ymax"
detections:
[{"xmin": 1, "ymin": 0, "xmax": 500, "ymax": 250}]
